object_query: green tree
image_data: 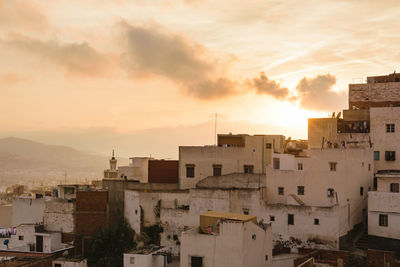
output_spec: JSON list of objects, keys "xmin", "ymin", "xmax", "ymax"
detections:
[{"xmin": 89, "ymin": 219, "xmax": 136, "ymax": 267}]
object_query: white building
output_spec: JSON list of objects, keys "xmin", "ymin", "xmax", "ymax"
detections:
[
  {"xmin": 123, "ymin": 247, "xmax": 167, "ymax": 267},
  {"xmin": 179, "ymin": 134, "xmax": 285, "ymax": 189},
  {"xmin": 368, "ymin": 171, "xmax": 400, "ymax": 255},
  {"xmin": 180, "ymin": 211, "xmax": 272, "ymax": 267},
  {"xmin": 53, "ymin": 257, "xmax": 88, "ymax": 267},
  {"xmin": 0, "ymin": 224, "xmax": 71, "ymax": 253}
]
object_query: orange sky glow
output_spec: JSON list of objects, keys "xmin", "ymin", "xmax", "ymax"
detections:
[{"xmin": 1, "ymin": 0, "xmax": 400, "ymax": 158}]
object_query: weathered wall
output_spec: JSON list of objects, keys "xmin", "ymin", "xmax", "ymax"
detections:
[
  {"xmin": 44, "ymin": 200, "xmax": 75, "ymax": 233},
  {"xmin": 76, "ymin": 191, "xmax": 108, "ymax": 236},
  {"xmin": 349, "ymin": 82, "xmax": 400, "ymax": 108},
  {"xmin": 123, "ymin": 252, "xmax": 165, "ymax": 267},
  {"xmin": 0, "ymin": 204, "xmax": 12, "ymax": 227},
  {"xmin": 12, "ymin": 197, "xmax": 45, "ymax": 226}
]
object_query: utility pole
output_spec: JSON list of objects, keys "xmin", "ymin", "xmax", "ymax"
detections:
[{"xmin": 214, "ymin": 113, "xmax": 218, "ymax": 146}]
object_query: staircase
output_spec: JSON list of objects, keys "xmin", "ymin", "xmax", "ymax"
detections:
[{"xmin": 355, "ymin": 228, "xmax": 368, "ymax": 250}]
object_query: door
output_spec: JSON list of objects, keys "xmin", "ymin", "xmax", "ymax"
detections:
[{"xmin": 36, "ymin": 235, "xmax": 43, "ymax": 252}]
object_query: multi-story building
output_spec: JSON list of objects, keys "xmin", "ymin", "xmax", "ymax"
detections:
[
  {"xmin": 368, "ymin": 170, "xmax": 400, "ymax": 256},
  {"xmin": 179, "ymin": 134, "xmax": 285, "ymax": 189},
  {"xmin": 180, "ymin": 211, "xmax": 272, "ymax": 267}
]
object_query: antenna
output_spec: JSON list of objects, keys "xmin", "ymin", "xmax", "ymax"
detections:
[{"xmin": 214, "ymin": 113, "xmax": 218, "ymax": 146}]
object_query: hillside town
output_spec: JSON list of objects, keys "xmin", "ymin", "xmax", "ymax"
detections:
[{"xmin": 2, "ymin": 73, "xmax": 400, "ymax": 266}]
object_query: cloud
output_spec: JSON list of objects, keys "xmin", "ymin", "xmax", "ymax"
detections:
[
  {"xmin": 248, "ymin": 72, "xmax": 290, "ymax": 99},
  {"xmin": 5, "ymin": 34, "xmax": 115, "ymax": 77},
  {"xmin": 296, "ymin": 74, "xmax": 346, "ymax": 111},
  {"xmin": 119, "ymin": 21, "xmax": 237, "ymax": 99},
  {"xmin": 0, "ymin": 0, "xmax": 48, "ymax": 32},
  {"xmin": 0, "ymin": 73, "xmax": 27, "ymax": 85}
]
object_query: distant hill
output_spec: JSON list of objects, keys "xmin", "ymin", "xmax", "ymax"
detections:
[{"xmin": 0, "ymin": 137, "xmax": 111, "ymax": 182}]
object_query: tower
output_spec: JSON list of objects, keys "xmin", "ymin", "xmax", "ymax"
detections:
[{"xmin": 110, "ymin": 149, "xmax": 117, "ymax": 171}]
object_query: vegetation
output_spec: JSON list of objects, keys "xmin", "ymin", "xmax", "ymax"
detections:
[{"xmin": 89, "ymin": 219, "xmax": 136, "ymax": 267}]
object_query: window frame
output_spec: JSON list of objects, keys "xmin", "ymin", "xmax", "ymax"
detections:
[
  {"xmin": 212, "ymin": 164, "xmax": 222, "ymax": 176},
  {"xmin": 298, "ymin": 162, "xmax": 303, "ymax": 170},
  {"xmin": 297, "ymin": 186, "xmax": 305, "ymax": 195},
  {"xmin": 385, "ymin": 151, "xmax": 396, "ymax": 161},
  {"xmin": 379, "ymin": 214, "xmax": 388, "ymax": 227},
  {"xmin": 273, "ymin": 158, "xmax": 280, "ymax": 170},
  {"xmin": 329, "ymin": 162, "xmax": 337, "ymax": 171},
  {"xmin": 244, "ymin": 165, "xmax": 254, "ymax": 174},
  {"xmin": 186, "ymin": 164, "xmax": 195, "ymax": 178},
  {"xmin": 386, "ymin": 123, "xmax": 395, "ymax": 133},
  {"xmin": 278, "ymin": 187, "xmax": 284, "ymax": 195},
  {"xmin": 374, "ymin": 151, "xmax": 380, "ymax": 161},
  {"xmin": 288, "ymin": 214, "xmax": 294, "ymax": 225},
  {"xmin": 390, "ymin": 183, "xmax": 399, "ymax": 193}
]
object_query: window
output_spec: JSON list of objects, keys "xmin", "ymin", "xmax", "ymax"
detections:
[
  {"xmin": 243, "ymin": 208, "xmax": 249, "ymax": 215},
  {"xmin": 329, "ymin": 162, "xmax": 337, "ymax": 171},
  {"xmin": 379, "ymin": 214, "xmax": 388, "ymax": 227},
  {"xmin": 314, "ymin": 218, "xmax": 319, "ymax": 225},
  {"xmin": 386, "ymin": 124, "xmax": 395, "ymax": 133},
  {"xmin": 265, "ymin": 255, "xmax": 269, "ymax": 261},
  {"xmin": 288, "ymin": 214, "xmax": 294, "ymax": 225},
  {"xmin": 252, "ymin": 234, "xmax": 257, "ymax": 240},
  {"xmin": 360, "ymin": 187, "xmax": 364, "ymax": 196},
  {"xmin": 244, "ymin": 165, "xmax": 254, "ymax": 174},
  {"xmin": 266, "ymin": 143, "xmax": 272, "ymax": 149},
  {"xmin": 374, "ymin": 151, "xmax": 380, "ymax": 161},
  {"xmin": 385, "ymin": 151, "xmax": 396, "ymax": 161},
  {"xmin": 297, "ymin": 186, "xmax": 305, "ymax": 195},
  {"xmin": 298, "ymin": 163, "xmax": 303, "ymax": 170},
  {"xmin": 191, "ymin": 256, "xmax": 203, "ymax": 267},
  {"xmin": 278, "ymin": 187, "xmax": 284, "ymax": 195},
  {"xmin": 55, "ymin": 264, "xmax": 62, "ymax": 267},
  {"xmin": 390, "ymin": 183, "xmax": 399, "ymax": 193},
  {"xmin": 273, "ymin": 158, "xmax": 280, "ymax": 170},
  {"xmin": 130, "ymin": 257, "xmax": 135, "ymax": 264},
  {"xmin": 270, "ymin": 216, "xmax": 275, "ymax": 222},
  {"xmin": 327, "ymin": 188, "xmax": 335, "ymax": 197},
  {"xmin": 213, "ymin": 164, "xmax": 222, "ymax": 176},
  {"xmin": 186, "ymin": 164, "xmax": 195, "ymax": 178},
  {"xmin": 18, "ymin": 235, "xmax": 24, "ymax": 240},
  {"xmin": 368, "ymin": 164, "xmax": 371, "ymax": 171}
]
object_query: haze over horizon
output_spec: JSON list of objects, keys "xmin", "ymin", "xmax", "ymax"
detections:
[{"xmin": 2, "ymin": 0, "xmax": 400, "ymax": 158}]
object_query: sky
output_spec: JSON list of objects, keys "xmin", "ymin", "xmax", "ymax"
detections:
[{"xmin": 1, "ymin": 0, "xmax": 400, "ymax": 158}]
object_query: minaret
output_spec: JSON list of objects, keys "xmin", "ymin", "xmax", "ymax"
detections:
[{"xmin": 110, "ymin": 149, "xmax": 117, "ymax": 171}]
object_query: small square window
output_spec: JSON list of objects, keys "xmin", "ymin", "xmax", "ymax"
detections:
[
  {"xmin": 329, "ymin": 162, "xmax": 337, "ymax": 171},
  {"xmin": 186, "ymin": 164, "xmax": 195, "ymax": 178},
  {"xmin": 252, "ymin": 234, "xmax": 257, "ymax": 240},
  {"xmin": 213, "ymin": 164, "xmax": 222, "ymax": 176},
  {"xmin": 288, "ymin": 214, "xmax": 294, "ymax": 225},
  {"xmin": 298, "ymin": 163, "xmax": 303, "ymax": 170},
  {"xmin": 130, "ymin": 256, "xmax": 135, "ymax": 264},
  {"xmin": 270, "ymin": 216, "xmax": 275, "ymax": 222},
  {"xmin": 244, "ymin": 165, "xmax": 254, "ymax": 174},
  {"xmin": 18, "ymin": 235, "xmax": 24, "ymax": 241},
  {"xmin": 379, "ymin": 214, "xmax": 388, "ymax": 227},
  {"xmin": 278, "ymin": 187, "xmax": 284, "ymax": 195},
  {"xmin": 390, "ymin": 183, "xmax": 399, "ymax": 193},
  {"xmin": 374, "ymin": 151, "xmax": 380, "ymax": 161},
  {"xmin": 386, "ymin": 124, "xmax": 395, "ymax": 133},
  {"xmin": 266, "ymin": 143, "xmax": 272, "ymax": 149},
  {"xmin": 314, "ymin": 218, "xmax": 319, "ymax": 225},
  {"xmin": 297, "ymin": 186, "xmax": 304, "ymax": 195},
  {"xmin": 360, "ymin": 187, "xmax": 364, "ymax": 196}
]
